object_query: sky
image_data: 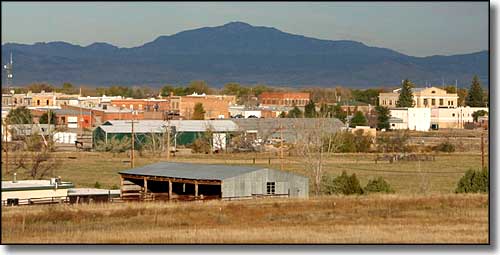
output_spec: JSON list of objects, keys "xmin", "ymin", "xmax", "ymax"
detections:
[{"xmin": 1, "ymin": 2, "xmax": 488, "ymax": 57}]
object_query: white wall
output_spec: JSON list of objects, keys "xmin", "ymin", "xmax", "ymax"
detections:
[
  {"xmin": 408, "ymin": 108, "xmax": 431, "ymax": 131},
  {"xmin": 390, "ymin": 108, "xmax": 431, "ymax": 131}
]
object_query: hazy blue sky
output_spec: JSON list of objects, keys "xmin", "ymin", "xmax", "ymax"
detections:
[{"xmin": 1, "ymin": 2, "xmax": 488, "ymax": 57}]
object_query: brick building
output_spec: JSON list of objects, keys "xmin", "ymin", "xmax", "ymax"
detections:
[
  {"xmin": 258, "ymin": 92, "xmax": 310, "ymax": 107},
  {"xmin": 110, "ymin": 98, "xmax": 170, "ymax": 112},
  {"xmin": 168, "ymin": 93, "xmax": 236, "ymax": 119}
]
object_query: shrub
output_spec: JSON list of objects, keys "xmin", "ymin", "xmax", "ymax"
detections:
[
  {"xmin": 321, "ymin": 171, "xmax": 364, "ymax": 195},
  {"xmin": 364, "ymin": 177, "xmax": 395, "ymax": 193},
  {"xmin": 433, "ymin": 141, "xmax": 455, "ymax": 152},
  {"xmin": 94, "ymin": 181, "xmax": 102, "ymax": 189},
  {"xmin": 191, "ymin": 138, "xmax": 211, "ymax": 154},
  {"xmin": 455, "ymin": 168, "xmax": 488, "ymax": 193}
]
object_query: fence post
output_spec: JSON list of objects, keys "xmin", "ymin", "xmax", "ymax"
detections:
[
  {"xmin": 268, "ymin": 158, "xmax": 271, "ymax": 165},
  {"xmin": 253, "ymin": 157, "xmax": 256, "ymax": 164}
]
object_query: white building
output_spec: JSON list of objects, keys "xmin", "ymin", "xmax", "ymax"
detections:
[
  {"xmin": 389, "ymin": 108, "xmax": 431, "ymax": 131},
  {"xmin": 229, "ymin": 106, "xmax": 262, "ymax": 118},
  {"xmin": 2, "ymin": 178, "xmax": 74, "ymax": 205}
]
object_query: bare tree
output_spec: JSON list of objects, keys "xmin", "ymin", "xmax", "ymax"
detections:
[
  {"xmin": 293, "ymin": 117, "xmax": 343, "ymax": 195},
  {"xmin": 13, "ymin": 130, "xmax": 61, "ymax": 179}
]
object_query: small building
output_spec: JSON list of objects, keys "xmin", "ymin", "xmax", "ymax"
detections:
[
  {"xmin": 118, "ymin": 162, "xmax": 308, "ymax": 200},
  {"xmin": 2, "ymin": 178, "xmax": 74, "ymax": 206},
  {"xmin": 389, "ymin": 108, "xmax": 431, "ymax": 131}
]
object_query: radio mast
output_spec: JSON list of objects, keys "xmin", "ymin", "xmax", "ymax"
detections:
[{"xmin": 3, "ymin": 52, "xmax": 13, "ymax": 89}]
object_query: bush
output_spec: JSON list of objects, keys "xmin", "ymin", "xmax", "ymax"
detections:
[
  {"xmin": 364, "ymin": 177, "xmax": 395, "ymax": 193},
  {"xmin": 321, "ymin": 171, "xmax": 364, "ymax": 195},
  {"xmin": 191, "ymin": 138, "xmax": 211, "ymax": 154},
  {"xmin": 455, "ymin": 168, "xmax": 488, "ymax": 193},
  {"xmin": 94, "ymin": 181, "xmax": 102, "ymax": 189},
  {"xmin": 433, "ymin": 141, "xmax": 455, "ymax": 152}
]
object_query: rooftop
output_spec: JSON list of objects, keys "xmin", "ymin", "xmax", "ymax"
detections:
[
  {"xmin": 2, "ymin": 180, "xmax": 74, "ymax": 191},
  {"xmin": 119, "ymin": 162, "xmax": 267, "ymax": 180}
]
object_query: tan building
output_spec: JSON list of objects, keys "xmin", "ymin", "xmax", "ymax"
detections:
[
  {"xmin": 379, "ymin": 87, "xmax": 458, "ymax": 108},
  {"xmin": 168, "ymin": 93, "xmax": 236, "ymax": 119},
  {"xmin": 431, "ymin": 107, "xmax": 489, "ymax": 129}
]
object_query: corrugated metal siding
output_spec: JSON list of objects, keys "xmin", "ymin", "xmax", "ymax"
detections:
[{"xmin": 222, "ymin": 169, "xmax": 308, "ymax": 198}]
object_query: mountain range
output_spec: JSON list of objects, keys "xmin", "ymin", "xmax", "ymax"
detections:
[{"xmin": 1, "ymin": 21, "xmax": 489, "ymax": 88}]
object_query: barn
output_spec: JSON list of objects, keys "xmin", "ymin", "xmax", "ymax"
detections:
[
  {"xmin": 118, "ymin": 162, "xmax": 308, "ymax": 200},
  {"xmin": 92, "ymin": 120, "xmax": 239, "ymax": 150}
]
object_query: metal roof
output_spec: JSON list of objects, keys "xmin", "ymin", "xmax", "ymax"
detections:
[
  {"xmin": 233, "ymin": 118, "xmax": 344, "ymax": 142},
  {"xmin": 119, "ymin": 162, "xmax": 267, "ymax": 180},
  {"xmin": 2, "ymin": 180, "xmax": 74, "ymax": 191},
  {"xmin": 99, "ymin": 120, "xmax": 239, "ymax": 134},
  {"xmin": 389, "ymin": 117, "xmax": 404, "ymax": 123}
]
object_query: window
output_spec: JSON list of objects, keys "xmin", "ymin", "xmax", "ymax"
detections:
[
  {"xmin": 423, "ymin": 99, "xmax": 428, "ymax": 106},
  {"xmin": 46, "ymin": 100, "xmax": 50, "ymax": 105},
  {"xmin": 431, "ymin": 99, "xmax": 435, "ymax": 105},
  {"xmin": 451, "ymin": 101, "xmax": 454, "ymax": 106},
  {"xmin": 452, "ymin": 113, "xmax": 455, "ymax": 117},
  {"xmin": 439, "ymin": 99, "xmax": 444, "ymax": 105},
  {"xmin": 432, "ymin": 91, "xmax": 436, "ymax": 94},
  {"xmin": 37, "ymin": 100, "xmax": 41, "ymax": 106},
  {"xmin": 266, "ymin": 182, "xmax": 276, "ymax": 195}
]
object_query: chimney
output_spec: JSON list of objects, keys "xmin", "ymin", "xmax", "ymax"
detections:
[{"xmin": 12, "ymin": 173, "xmax": 17, "ymax": 183}]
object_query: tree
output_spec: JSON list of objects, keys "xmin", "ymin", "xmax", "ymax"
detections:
[
  {"xmin": 39, "ymin": 110, "xmax": 57, "ymax": 125},
  {"xmin": 287, "ymin": 105, "xmax": 303, "ymax": 118},
  {"xmin": 457, "ymin": 88, "xmax": 468, "ymax": 107},
  {"xmin": 7, "ymin": 106, "xmax": 33, "ymax": 124},
  {"xmin": 375, "ymin": 106, "xmax": 390, "ymax": 130},
  {"xmin": 466, "ymin": 75, "xmax": 486, "ymax": 107},
  {"xmin": 186, "ymin": 80, "xmax": 212, "ymax": 95},
  {"xmin": 304, "ymin": 100, "xmax": 317, "ymax": 118},
  {"xmin": 333, "ymin": 104, "xmax": 347, "ymax": 123},
  {"xmin": 192, "ymin": 103, "xmax": 206, "ymax": 120},
  {"xmin": 396, "ymin": 79, "xmax": 414, "ymax": 107},
  {"xmin": 352, "ymin": 88, "xmax": 385, "ymax": 105},
  {"xmin": 349, "ymin": 111, "xmax": 367, "ymax": 128},
  {"xmin": 160, "ymin": 85, "xmax": 175, "ymax": 97},
  {"xmin": 60, "ymin": 82, "xmax": 77, "ymax": 94},
  {"xmin": 472, "ymin": 110, "xmax": 488, "ymax": 122},
  {"xmin": 278, "ymin": 111, "xmax": 287, "ymax": 118}
]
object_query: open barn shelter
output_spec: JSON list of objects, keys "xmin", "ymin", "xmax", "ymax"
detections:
[{"xmin": 118, "ymin": 162, "xmax": 308, "ymax": 201}]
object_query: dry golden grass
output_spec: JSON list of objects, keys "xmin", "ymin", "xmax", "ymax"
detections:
[
  {"xmin": 1, "ymin": 151, "xmax": 487, "ymax": 194},
  {"xmin": 1, "ymin": 194, "xmax": 488, "ymax": 244}
]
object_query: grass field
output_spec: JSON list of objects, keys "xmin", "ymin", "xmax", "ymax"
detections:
[
  {"xmin": 1, "ymin": 193, "xmax": 488, "ymax": 244},
  {"xmin": 2, "ymin": 151, "xmax": 487, "ymax": 194}
]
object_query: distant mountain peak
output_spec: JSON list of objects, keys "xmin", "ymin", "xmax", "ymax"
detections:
[{"xmin": 222, "ymin": 21, "xmax": 253, "ymax": 28}]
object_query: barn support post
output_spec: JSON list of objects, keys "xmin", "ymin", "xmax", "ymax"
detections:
[
  {"xmin": 195, "ymin": 181, "xmax": 198, "ymax": 197},
  {"xmin": 168, "ymin": 179, "xmax": 172, "ymax": 200},
  {"xmin": 144, "ymin": 177, "xmax": 148, "ymax": 194},
  {"xmin": 119, "ymin": 176, "xmax": 124, "ymax": 198}
]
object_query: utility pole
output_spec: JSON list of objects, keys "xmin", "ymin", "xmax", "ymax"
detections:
[
  {"xmin": 481, "ymin": 131, "xmax": 485, "ymax": 170},
  {"xmin": 280, "ymin": 122, "xmax": 284, "ymax": 171},
  {"xmin": 4, "ymin": 120, "xmax": 9, "ymax": 174},
  {"xmin": 126, "ymin": 112, "xmax": 139, "ymax": 168},
  {"xmin": 166, "ymin": 120, "xmax": 171, "ymax": 161}
]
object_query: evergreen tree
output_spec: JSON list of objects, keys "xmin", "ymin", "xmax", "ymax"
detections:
[
  {"xmin": 192, "ymin": 103, "xmax": 205, "ymax": 120},
  {"xmin": 466, "ymin": 75, "xmax": 486, "ymax": 107},
  {"xmin": 349, "ymin": 111, "xmax": 367, "ymax": 128},
  {"xmin": 396, "ymin": 79, "xmax": 415, "ymax": 107},
  {"xmin": 287, "ymin": 105, "xmax": 303, "ymax": 118},
  {"xmin": 333, "ymin": 104, "xmax": 347, "ymax": 123},
  {"xmin": 39, "ymin": 110, "xmax": 57, "ymax": 124},
  {"xmin": 6, "ymin": 106, "xmax": 33, "ymax": 124},
  {"xmin": 375, "ymin": 106, "xmax": 390, "ymax": 130},
  {"xmin": 304, "ymin": 100, "xmax": 317, "ymax": 118}
]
